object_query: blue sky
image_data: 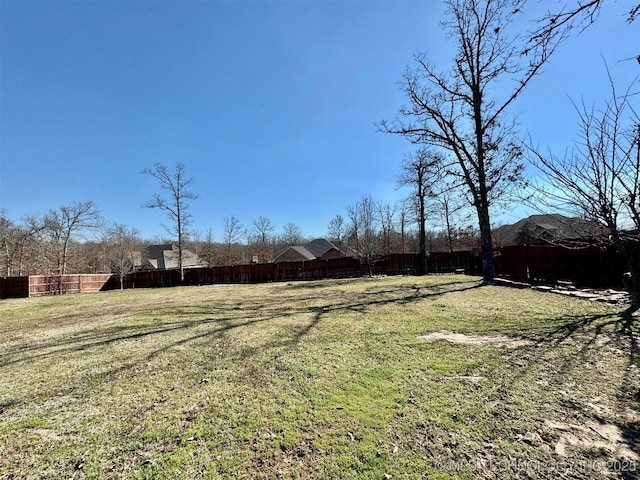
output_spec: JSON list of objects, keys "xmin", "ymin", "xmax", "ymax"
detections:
[{"xmin": 1, "ymin": 0, "xmax": 638, "ymax": 241}]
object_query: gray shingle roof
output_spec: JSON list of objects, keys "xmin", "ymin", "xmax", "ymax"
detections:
[
  {"xmin": 142, "ymin": 244, "xmax": 206, "ymax": 270},
  {"xmin": 289, "ymin": 246, "xmax": 316, "ymax": 261},
  {"xmin": 303, "ymin": 239, "xmax": 335, "ymax": 258},
  {"xmin": 272, "ymin": 238, "xmax": 358, "ymax": 263},
  {"xmin": 494, "ymin": 214, "xmax": 607, "ymax": 246}
]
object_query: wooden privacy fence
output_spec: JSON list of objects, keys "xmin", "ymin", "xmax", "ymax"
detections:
[
  {"xmin": 0, "ymin": 274, "xmax": 114, "ymax": 298},
  {"xmin": 494, "ymin": 245, "xmax": 626, "ymax": 287},
  {"xmin": 2, "ymin": 247, "xmax": 632, "ymax": 298},
  {"xmin": 117, "ymin": 252, "xmax": 481, "ymax": 290},
  {"xmin": 0, "ymin": 252, "xmax": 482, "ymax": 298},
  {"xmin": 124, "ymin": 257, "xmax": 367, "ymax": 288}
]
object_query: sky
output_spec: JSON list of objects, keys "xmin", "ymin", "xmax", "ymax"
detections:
[{"xmin": 1, "ymin": 0, "xmax": 638, "ymax": 242}]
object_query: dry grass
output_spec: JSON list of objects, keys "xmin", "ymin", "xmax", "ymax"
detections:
[{"xmin": 0, "ymin": 275, "xmax": 638, "ymax": 479}]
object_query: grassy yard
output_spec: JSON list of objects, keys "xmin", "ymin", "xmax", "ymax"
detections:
[{"xmin": 0, "ymin": 275, "xmax": 638, "ymax": 479}]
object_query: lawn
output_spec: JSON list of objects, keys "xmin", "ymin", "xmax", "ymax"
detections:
[{"xmin": 0, "ymin": 275, "xmax": 638, "ymax": 479}]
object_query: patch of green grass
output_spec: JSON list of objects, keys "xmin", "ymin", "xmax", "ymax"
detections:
[{"xmin": 0, "ymin": 275, "xmax": 638, "ymax": 479}]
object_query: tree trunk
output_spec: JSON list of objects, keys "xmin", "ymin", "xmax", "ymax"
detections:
[
  {"xmin": 629, "ymin": 270, "xmax": 639, "ymax": 306},
  {"xmin": 477, "ymin": 205, "xmax": 495, "ymax": 284},
  {"xmin": 3, "ymin": 240, "xmax": 10, "ymax": 277},
  {"xmin": 418, "ymin": 193, "xmax": 427, "ymax": 275},
  {"xmin": 622, "ymin": 240, "xmax": 640, "ymax": 306}
]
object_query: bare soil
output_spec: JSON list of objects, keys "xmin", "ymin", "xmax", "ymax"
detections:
[{"xmin": 419, "ymin": 330, "xmax": 534, "ymax": 348}]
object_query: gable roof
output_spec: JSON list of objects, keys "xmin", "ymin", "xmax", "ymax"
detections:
[
  {"xmin": 272, "ymin": 238, "xmax": 357, "ymax": 263},
  {"xmin": 303, "ymin": 238, "xmax": 336, "ymax": 258}
]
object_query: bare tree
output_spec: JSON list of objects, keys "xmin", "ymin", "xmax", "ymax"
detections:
[
  {"xmin": 250, "ymin": 216, "xmax": 274, "ymax": 263},
  {"xmin": 281, "ymin": 222, "xmax": 303, "ymax": 247},
  {"xmin": 381, "ymin": 0, "xmax": 561, "ymax": 283},
  {"xmin": 143, "ymin": 162, "xmax": 197, "ymax": 282},
  {"xmin": 327, "ymin": 214, "xmax": 347, "ymax": 249},
  {"xmin": 105, "ymin": 224, "xmax": 141, "ymax": 289},
  {"xmin": 396, "ymin": 148, "xmax": 444, "ymax": 271},
  {"xmin": 198, "ymin": 229, "xmax": 217, "ymax": 267},
  {"xmin": 347, "ymin": 195, "xmax": 381, "ymax": 275},
  {"xmin": 76, "ymin": 239, "xmax": 109, "ymax": 274},
  {"xmin": 21, "ymin": 215, "xmax": 49, "ymax": 275},
  {"xmin": 0, "ymin": 214, "xmax": 17, "ymax": 276},
  {"xmin": 0, "ymin": 213, "xmax": 43, "ymax": 276},
  {"xmin": 526, "ymin": 71, "xmax": 640, "ymax": 300},
  {"xmin": 378, "ymin": 202, "xmax": 397, "ymax": 256},
  {"xmin": 396, "ymin": 200, "xmax": 413, "ymax": 254},
  {"xmin": 223, "ymin": 216, "xmax": 245, "ymax": 265},
  {"xmin": 528, "ymin": 1, "xmax": 638, "ymax": 56},
  {"xmin": 431, "ymin": 190, "xmax": 470, "ymax": 254},
  {"xmin": 42, "ymin": 201, "xmax": 102, "ymax": 275}
]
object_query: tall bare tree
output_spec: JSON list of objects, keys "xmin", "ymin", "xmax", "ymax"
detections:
[
  {"xmin": 105, "ymin": 223, "xmax": 141, "ymax": 289},
  {"xmin": 20, "ymin": 215, "xmax": 49, "ymax": 275},
  {"xmin": 347, "ymin": 195, "xmax": 381, "ymax": 274},
  {"xmin": 223, "ymin": 216, "xmax": 245, "ymax": 265},
  {"xmin": 396, "ymin": 200, "xmax": 413, "ymax": 254},
  {"xmin": 328, "ymin": 214, "xmax": 347, "ymax": 250},
  {"xmin": 526, "ymin": 71, "xmax": 640, "ymax": 301},
  {"xmin": 143, "ymin": 162, "xmax": 197, "ymax": 282},
  {"xmin": 433, "ymin": 192, "xmax": 469, "ymax": 255},
  {"xmin": 378, "ymin": 202, "xmax": 397, "ymax": 256},
  {"xmin": 281, "ymin": 223, "xmax": 303, "ymax": 247},
  {"xmin": 396, "ymin": 148, "xmax": 444, "ymax": 272},
  {"xmin": 381, "ymin": 0, "xmax": 561, "ymax": 283},
  {"xmin": 251, "ymin": 216, "xmax": 274, "ymax": 263},
  {"xmin": 198, "ymin": 229, "xmax": 217, "ymax": 267},
  {"xmin": 0, "ymin": 213, "xmax": 42, "ymax": 276},
  {"xmin": 42, "ymin": 201, "xmax": 102, "ymax": 274}
]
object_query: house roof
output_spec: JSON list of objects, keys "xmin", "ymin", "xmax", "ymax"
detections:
[
  {"xmin": 144, "ymin": 244, "xmax": 173, "ymax": 270},
  {"xmin": 272, "ymin": 238, "xmax": 357, "ymax": 263},
  {"xmin": 142, "ymin": 244, "xmax": 206, "ymax": 270},
  {"xmin": 303, "ymin": 239, "xmax": 336, "ymax": 258},
  {"xmin": 288, "ymin": 246, "xmax": 316, "ymax": 261},
  {"xmin": 494, "ymin": 214, "xmax": 607, "ymax": 246}
]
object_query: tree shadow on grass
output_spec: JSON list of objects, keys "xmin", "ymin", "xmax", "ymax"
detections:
[
  {"xmin": 510, "ymin": 304, "xmax": 640, "ymax": 463},
  {"xmin": 1, "ymin": 278, "xmax": 481, "ymax": 382},
  {"xmin": 0, "ymin": 276, "xmax": 491, "ymax": 432},
  {"xmin": 535, "ymin": 305, "xmax": 639, "ymax": 368}
]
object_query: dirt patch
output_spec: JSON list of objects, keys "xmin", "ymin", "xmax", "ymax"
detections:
[
  {"xmin": 419, "ymin": 330, "xmax": 533, "ymax": 348},
  {"xmin": 545, "ymin": 418, "xmax": 639, "ymax": 462}
]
